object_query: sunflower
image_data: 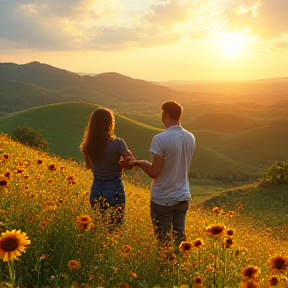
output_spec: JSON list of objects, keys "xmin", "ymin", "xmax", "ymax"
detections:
[
  {"xmin": 268, "ymin": 276, "xmax": 280, "ymax": 287},
  {"xmin": 241, "ymin": 266, "xmax": 259, "ymax": 279},
  {"xmin": 226, "ymin": 229, "xmax": 234, "ymax": 237},
  {"xmin": 179, "ymin": 241, "xmax": 193, "ymax": 253},
  {"xmin": 224, "ymin": 238, "xmax": 233, "ymax": 248},
  {"xmin": 67, "ymin": 260, "xmax": 80, "ymax": 270},
  {"xmin": 226, "ymin": 210, "xmax": 235, "ymax": 217},
  {"xmin": 67, "ymin": 176, "xmax": 77, "ymax": 184},
  {"xmin": 76, "ymin": 215, "xmax": 92, "ymax": 231},
  {"xmin": 212, "ymin": 207, "xmax": 224, "ymax": 215},
  {"xmin": 0, "ymin": 229, "xmax": 31, "ymax": 261},
  {"xmin": 4, "ymin": 172, "xmax": 10, "ymax": 178},
  {"xmin": 193, "ymin": 276, "xmax": 203, "ymax": 288},
  {"xmin": 206, "ymin": 224, "xmax": 226, "ymax": 237},
  {"xmin": 48, "ymin": 164, "xmax": 56, "ymax": 171},
  {"xmin": 268, "ymin": 255, "xmax": 288, "ymax": 272},
  {"xmin": 122, "ymin": 244, "xmax": 132, "ymax": 253},
  {"xmin": 192, "ymin": 238, "xmax": 204, "ymax": 248},
  {"xmin": 0, "ymin": 177, "xmax": 8, "ymax": 188}
]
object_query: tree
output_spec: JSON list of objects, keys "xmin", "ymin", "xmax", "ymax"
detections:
[{"xmin": 12, "ymin": 126, "xmax": 48, "ymax": 151}]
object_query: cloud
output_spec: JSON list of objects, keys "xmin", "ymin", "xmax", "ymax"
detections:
[
  {"xmin": 0, "ymin": 0, "xmax": 287, "ymax": 52},
  {"xmin": 226, "ymin": 0, "xmax": 288, "ymax": 39},
  {"xmin": 86, "ymin": 25, "xmax": 182, "ymax": 50}
]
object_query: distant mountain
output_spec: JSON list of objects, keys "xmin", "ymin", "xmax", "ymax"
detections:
[
  {"xmin": 1, "ymin": 61, "xmax": 287, "ymax": 115},
  {"xmin": 157, "ymin": 78, "xmax": 288, "ymax": 104},
  {"xmin": 0, "ymin": 61, "xmax": 188, "ymax": 114}
]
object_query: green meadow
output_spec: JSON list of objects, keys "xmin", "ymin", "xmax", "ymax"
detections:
[
  {"xmin": 1, "ymin": 101, "xmax": 287, "ymax": 180},
  {"xmin": 0, "ymin": 134, "xmax": 288, "ymax": 288}
]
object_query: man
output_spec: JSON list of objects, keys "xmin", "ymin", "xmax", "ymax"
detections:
[{"xmin": 130, "ymin": 100, "xmax": 196, "ymax": 246}]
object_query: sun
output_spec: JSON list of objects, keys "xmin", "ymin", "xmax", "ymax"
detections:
[{"xmin": 220, "ymin": 33, "xmax": 248, "ymax": 57}]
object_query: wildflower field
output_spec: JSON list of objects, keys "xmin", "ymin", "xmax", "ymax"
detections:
[{"xmin": 0, "ymin": 133, "xmax": 288, "ymax": 288}]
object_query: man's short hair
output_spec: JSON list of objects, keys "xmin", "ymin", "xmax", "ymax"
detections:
[{"xmin": 162, "ymin": 101, "xmax": 183, "ymax": 120}]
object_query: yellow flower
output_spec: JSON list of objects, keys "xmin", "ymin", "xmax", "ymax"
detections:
[
  {"xmin": 179, "ymin": 285, "xmax": 189, "ymax": 288},
  {"xmin": 224, "ymin": 238, "xmax": 233, "ymax": 248},
  {"xmin": 226, "ymin": 229, "xmax": 234, "ymax": 238},
  {"xmin": 241, "ymin": 266, "xmax": 259, "ymax": 280},
  {"xmin": 206, "ymin": 224, "xmax": 226, "ymax": 237},
  {"xmin": 268, "ymin": 255, "xmax": 288, "ymax": 272},
  {"xmin": 179, "ymin": 241, "xmax": 193, "ymax": 253},
  {"xmin": 122, "ymin": 244, "xmax": 132, "ymax": 253},
  {"xmin": 76, "ymin": 215, "xmax": 92, "ymax": 231},
  {"xmin": 226, "ymin": 210, "xmax": 234, "ymax": 217},
  {"xmin": 268, "ymin": 276, "xmax": 280, "ymax": 287},
  {"xmin": 48, "ymin": 164, "xmax": 56, "ymax": 171},
  {"xmin": 193, "ymin": 276, "xmax": 203, "ymax": 288},
  {"xmin": 192, "ymin": 238, "xmax": 204, "ymax": 248},
  {"xmin": 0, "ymin": 229, "xmax": 31, "ymax": 261},
  {"xmin": 67, "ymin": 260, "xmax": 80, "ymax": 270},
  {"xmin": 0, "ymin": 177, "xmax": 8, "ymax": 188}
]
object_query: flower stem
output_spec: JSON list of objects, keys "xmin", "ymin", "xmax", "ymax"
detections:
[{"xmin": 8, "ymin": 259, "xmax": 16, "ymax": 285}]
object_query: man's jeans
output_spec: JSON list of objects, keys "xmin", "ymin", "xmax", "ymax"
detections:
[{"xmin": 150, "ymin": 200, "xmax": 189, "ymax": 246}]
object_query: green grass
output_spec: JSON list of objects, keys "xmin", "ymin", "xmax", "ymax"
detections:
[
  {"xmin": 203, "ymin": 183, "xmax": 288, "ymax": 239},
  {"xmin": 0, "ymin": 102, "xmax": 162, "ymax": 164},
  {"xmin": 1, "ymin": 101, "xmax": 287, "ymax": 177}
]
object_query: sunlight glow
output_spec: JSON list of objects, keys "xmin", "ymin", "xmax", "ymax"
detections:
[{"xmin": 220, "ymin": 33, "xmax": 249, "ymax": 57}]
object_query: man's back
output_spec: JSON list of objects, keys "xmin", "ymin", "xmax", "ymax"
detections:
[{"xmin": 149, "ymin": 125, "xmax": 195, "ymax": 205}]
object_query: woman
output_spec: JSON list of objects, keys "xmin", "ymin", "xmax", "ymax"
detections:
[{"xmin": 80, "ymin": 107, "xmax": 134, "ymax": 230}]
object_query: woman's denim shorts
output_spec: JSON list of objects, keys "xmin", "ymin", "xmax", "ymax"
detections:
[{"xmin": 90, "ymin": 177, "xmax": 125, "ymax": 208}]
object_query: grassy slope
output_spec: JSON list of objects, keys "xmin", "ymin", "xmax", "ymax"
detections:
[
  {"xmin": 0, "ymin": 102, "xmax": 162, "ymax": 163},
  {"xmin": 1, "ymin": 102, "xmax": 287, "ymax": 176},
  {"xmin": 202, "ymin": 183, "xmax": 288, "ymax": 239}
]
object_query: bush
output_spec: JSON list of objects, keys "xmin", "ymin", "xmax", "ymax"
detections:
[
  {"xmin": 11, "ymin": 126, "xmax": 48, "ymax": 151},
  {"xmin": 258, "ymin": 161, "xmax": 288, "ymax": 186}
]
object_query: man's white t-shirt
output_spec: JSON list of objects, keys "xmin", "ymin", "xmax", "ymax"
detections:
[{"xmin": 149, "ymin": 125, "xmax": 196, "ymax": 206}]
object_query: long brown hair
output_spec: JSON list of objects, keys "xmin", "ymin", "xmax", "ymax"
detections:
[{"xmin": 80, "ymin": 108, "xmax": 115, "ymax": 161}]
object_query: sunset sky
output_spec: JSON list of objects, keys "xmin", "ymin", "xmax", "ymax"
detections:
[{"xmin": 0, "ymin": 0, "xmax": 287, "ymax": 81}]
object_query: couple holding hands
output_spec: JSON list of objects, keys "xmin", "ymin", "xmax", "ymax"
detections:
[{"xmin": 80, "ymin": 101, "xmax": 195, "ymax": 246}]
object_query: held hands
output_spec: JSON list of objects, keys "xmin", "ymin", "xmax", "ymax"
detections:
[{"xmin": 119, "ymin": 156, "xmax": 136, "ymax": 170}]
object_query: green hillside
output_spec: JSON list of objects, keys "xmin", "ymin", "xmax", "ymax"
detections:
[
  {"xmin": 203, "ymin": 183, "xmax": 288, "ymax": 239},
  {"xmin": 0, "ymin": 102, "xmax": 287, "ymax": 177},
  {"xmin": 0, "ymin": 102, "xmax": 162, "ymax": 164},
  {"xmin": 0, "ymin": 82, "xmax": 75, "ymax": 113}
]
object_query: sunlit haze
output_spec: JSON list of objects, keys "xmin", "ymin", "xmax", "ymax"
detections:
[{"xmin": 0, "ymin": 0, "xmax": 287, "ymax": 81}]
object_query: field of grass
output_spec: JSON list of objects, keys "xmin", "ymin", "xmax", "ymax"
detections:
[
  {"xmin": 0, "ymin": 102, "xmax": 162, "ymax": 164},
  {"xmin": 203, "ymin": 183, "xmax": 288, "ymax": 240},
  {"xmin": 1, "ymin": 101, "xmax": 287, "ymax": 178},
  {"xmin": 1, "ymin": 134, "xmax": 288, "ymax": 288}
]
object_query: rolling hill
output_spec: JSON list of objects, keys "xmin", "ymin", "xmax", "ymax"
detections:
[
  {"xmin": 1, "ymin": 102, "xmax": 287, "ymax": 178},
  {"xmin": 0, "ymin": 61, "xmax": 190, "ymax": 114},
  {"xmin": 0, "ymin": 102, "xmax": 162, "ymax": 163}
]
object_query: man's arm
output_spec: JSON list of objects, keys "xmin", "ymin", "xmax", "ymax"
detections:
[{"xmin": 132, "ymin": 153, "xmax": 163, "ymax": 178}]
